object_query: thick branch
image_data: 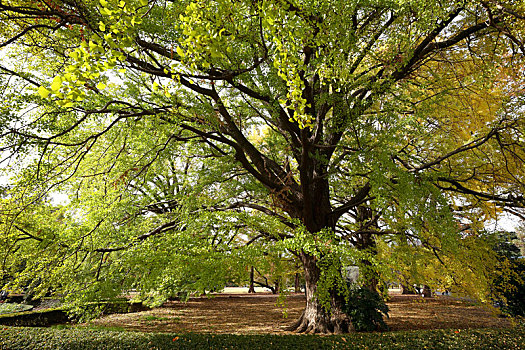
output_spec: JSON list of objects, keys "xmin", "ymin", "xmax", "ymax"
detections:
[{"xmin": 331, "ymin": 182, "xmax": 371, "ymax": 221}]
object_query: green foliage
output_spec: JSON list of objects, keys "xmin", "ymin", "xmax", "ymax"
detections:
[
  {"xmin": 342, "ymin": 286, "xmax": 389, "ymax": 332},
  {"xmin": 495, "ymin": 259, "xmax": 525, "ymax": 317},
  {"xmin": 1, "ymin": 326, "xmax": 525, "ymax": 350}
]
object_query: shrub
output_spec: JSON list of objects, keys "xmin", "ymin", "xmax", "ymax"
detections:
[
  {"xmin": 493, "ymin": 259, "xmax": 525, "ymax": 317},
  {"xmin": 342, "ymin": 286, "xmax": 389, "ymax": 332}
]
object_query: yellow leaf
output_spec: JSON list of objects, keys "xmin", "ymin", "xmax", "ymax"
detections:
[
  {"xmin": 99, "ymin": 22, "xmax": 106, "ymax": 32},
  {"xmin": 38, "ymin": 86, "xmax": 50, "ymax": 98},
  {"xmin": 51, "ymin": 76, "xmax": 62, "ymax": 91},
  {"xmin": 96, "ymin": 82, "xmax": 107, "ymax": 90}
]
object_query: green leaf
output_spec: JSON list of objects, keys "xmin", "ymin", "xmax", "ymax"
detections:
[
  {"xmin": 99, "ymin": 22, "xmax": 106, "ymax": 32},
  {"xmin": 96, "ymin": 82, "xmax": 107, "ymax": 90}
]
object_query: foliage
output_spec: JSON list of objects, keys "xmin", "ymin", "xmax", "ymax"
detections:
[
  {"xmin": 0, "ymin": 303, "xmax": 33, "ymax": 315},
  {"xmin": 495, "ymin": 259, "xmax": 525, "ymax": 317},
  {"xmin": 0, "ymin": 326, "xmax": 525, "ymax": 350},
  {"xmin": 342, "ymin": 286, "xmax": 389, "ymax": 332}
]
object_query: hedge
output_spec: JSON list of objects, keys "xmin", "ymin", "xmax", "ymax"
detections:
[
  {"xmin": 0, "ymin": 301, "xmax": 149, "ymax": 327},
  {"xmin": 0, "ymin": 326, "xmax": 524, "ymax": 349},
  {"xmin": 0, "ymin": 308, "xmax": 69, "ymax": 327}
]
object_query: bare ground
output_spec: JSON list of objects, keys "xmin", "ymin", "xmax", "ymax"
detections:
[{"xmin": 82, "ymin": 291, "xmax": 511, "ymax": 334}]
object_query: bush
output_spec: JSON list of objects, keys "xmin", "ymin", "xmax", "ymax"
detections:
[
  {"xmin": 0, "ymin": 326, "xmax": 524, "ymax": 349},
  {"xmin": 342, "ymin": 286, "xmax": 389, "ymax": 332},
  {"xmin": 493, "ymin": 259, "xmax": 525, "ymax": 317}
]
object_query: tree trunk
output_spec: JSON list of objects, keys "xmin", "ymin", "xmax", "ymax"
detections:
[
  {"xmin": 273, "ymin": 280, "xmax": 280, "ymax": 294},
  {"xmin": 248, "ymin": 266, "xmax": 255, "ymax": 293},
  {"xmin": 286, "ymin": 252, "xmax": 352, "ymax": 334},
  {"xmin": 422, "ymin": 285, "xmax": 432, "ymax": 298},
  {"xmin": 294, "ymin": 272, "xmax": 301, "ymax": 293},
  {"xmin": 400, "ymin": 283, "xmax": 417, "ymax": 294},
  {"xmin": 355, "ymin": 206, "xmax": 380, "ymax": 292}
]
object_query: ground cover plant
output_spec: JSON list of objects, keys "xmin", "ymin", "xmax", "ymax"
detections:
[{"xmin": 1, "ymin": 326, "xmax": 524, "ymax": 350}]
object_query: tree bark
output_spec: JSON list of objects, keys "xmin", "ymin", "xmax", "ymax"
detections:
[{"xmin": 286, "ymin": 252, "xmax": 352, "ymax": 334}]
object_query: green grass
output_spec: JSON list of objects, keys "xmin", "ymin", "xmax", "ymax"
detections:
[
  {"xmin": 0, "ymin": 303, "xmax": 33, "ymax": 315},
  {"xmin": 0, "ymin": 326, "xmax": 523, "ymax": 349}
]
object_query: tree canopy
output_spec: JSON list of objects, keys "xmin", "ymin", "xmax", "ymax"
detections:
[{"xmin": 1, "ymin": 0, "xmax": 525, "ymax": 333}]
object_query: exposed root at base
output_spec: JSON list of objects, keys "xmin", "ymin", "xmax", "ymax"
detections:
[{"xmin": 284, "ymin": 311, "xmax": 352, "ymax": 334}]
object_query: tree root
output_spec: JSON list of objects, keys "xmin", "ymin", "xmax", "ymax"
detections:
[{"xmin": 284, "ymin": 311, "xmax": 352, "ymax": 334}]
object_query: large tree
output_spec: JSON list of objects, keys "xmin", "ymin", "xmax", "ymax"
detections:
[{"xmin": 1, "ymin": 0, "xmax": 525, "ymax": 333}]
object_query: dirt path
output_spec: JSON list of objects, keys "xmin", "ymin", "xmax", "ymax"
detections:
[{"xmin": 83, "ymin": 292, "xmax": 511, "ymax": 334}]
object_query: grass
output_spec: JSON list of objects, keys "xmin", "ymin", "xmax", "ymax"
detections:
[{"xmin": 0, "ymin": 325, "xmax": 524, "ymax": 349}]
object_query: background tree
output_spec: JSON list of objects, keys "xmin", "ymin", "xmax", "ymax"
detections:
[{"xmin": 1, "ymin": 0, "xmax": 525, "ymax": 333}]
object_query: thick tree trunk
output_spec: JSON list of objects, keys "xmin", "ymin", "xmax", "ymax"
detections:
[{"xmin": 286, "ymin": 252, "xmax": 352, "ymax": 334}]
